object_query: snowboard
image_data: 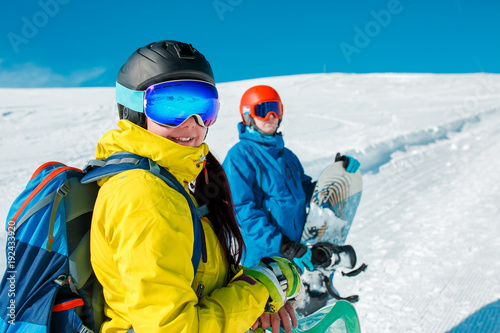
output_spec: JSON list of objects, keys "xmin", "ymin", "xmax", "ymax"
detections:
[
  {"xmin": 298, "ymin": 158, "xmax": 363, "ymax": 316},
  {"xmin": 258, "ymin": 300, "xmax": 361, "ymax": 333},
  {"xmin": 301, "ymin": 160, "xmax": 362, "ymax": 246}
]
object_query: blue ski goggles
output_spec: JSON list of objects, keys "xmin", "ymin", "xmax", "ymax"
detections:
[
  {"xmin": 116, "ymin": 79, "xmax": 219, "ymax": 127},
  {"xmin": 252, "ymin": 101, "xmax": 283, "ymax": 120}
]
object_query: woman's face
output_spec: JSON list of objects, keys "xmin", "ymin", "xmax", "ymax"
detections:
[
  {"xmin": 146, "ymin": 116, "xmax": 207, "ymax": 147},
  {"xmin": 252, "ymin": 113, "xmax": 279, "ymax": 135}
]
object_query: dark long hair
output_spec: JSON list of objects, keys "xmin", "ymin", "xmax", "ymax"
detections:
[{"xmin": 193, "ymin": 152, "xmax": 245, "ymax": 273}]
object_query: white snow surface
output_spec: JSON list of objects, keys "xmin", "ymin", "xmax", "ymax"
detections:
[{"xmin": 1, "ymin": 73, "xmax": 500, "ymax": 332}]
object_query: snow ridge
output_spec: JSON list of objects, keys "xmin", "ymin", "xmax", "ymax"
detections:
[{"xmin": 355, "ymin": 113, "xmax": 485, "ymax": 175}]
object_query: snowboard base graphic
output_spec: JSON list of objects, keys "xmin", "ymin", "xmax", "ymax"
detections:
[{"xmin": 298, "ymin": 160, "xmax": 363, "ymax": 316}]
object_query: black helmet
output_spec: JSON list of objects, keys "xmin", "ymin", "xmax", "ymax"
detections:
[{"xmin": 116, "ymin": 40, "xmax": 215, "ymax": 127}]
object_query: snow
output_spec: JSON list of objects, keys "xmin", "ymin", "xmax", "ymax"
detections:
[{"xmin": 1, "ymin": 73, "xmax": 500, "ymax": 332}]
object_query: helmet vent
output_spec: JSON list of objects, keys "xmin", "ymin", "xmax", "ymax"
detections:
[
  {"xmin": 174, "ymin": 42, "xmax": 196, "ymax": 59},
  {"xmin": 137, "ymin": 49, "xmax": 156, "ymax": 63}
]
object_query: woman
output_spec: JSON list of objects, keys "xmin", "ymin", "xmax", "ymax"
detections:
[{"xmin": 90, "ymin": 40, "xmax": 302, "ymax": 332}]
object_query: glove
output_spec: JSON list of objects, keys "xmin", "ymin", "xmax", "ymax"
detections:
[
  {"xmin": 244, "ymin": 256, "xmax": 304, "ymax": 313},
  {"xmin": 280, "ymin": 236, "xmax": 314, "ymax": 274},
  {"xmin": 335, "ymin": 153, "xmax": 360, "ymax": 173}
]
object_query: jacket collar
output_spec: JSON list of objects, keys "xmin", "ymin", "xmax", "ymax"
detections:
[
  {"xmin": 95, "ymin": 120, "xmax": 209, "ymax": 186},
  {"xmin": 237, "ymin": 122, "xmax": 285, "ymax": 150}
]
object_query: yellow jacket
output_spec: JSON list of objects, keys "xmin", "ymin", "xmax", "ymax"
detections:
[{"xmin": 90, "ymin": 120, "xmax": 268, "ymax": 332}]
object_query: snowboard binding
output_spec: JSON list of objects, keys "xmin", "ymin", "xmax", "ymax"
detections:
[
  {"xmin": 311, "ymin": 243, "xmax": 357, "ymax": 271},
  {"xmin": 297, "ymin": 243, "xmax": 368, "ymax": 316},
  {"xmin": 311, "ymin": 242, "xmax": 367, "ymax": 301}
]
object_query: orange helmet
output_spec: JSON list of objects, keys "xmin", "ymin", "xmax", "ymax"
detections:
[{"xmin": 239, "ymin": 85, "xmax": 284, "ymax": 125}]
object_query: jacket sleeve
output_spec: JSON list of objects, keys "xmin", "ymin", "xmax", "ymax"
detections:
[
  {"xmin": 286, "ymin": 148, "xmax": 316, "ymax": 204},
  {"xmin": 223, "ymin": 146, "xmax": 283, "ymax": 266},
  {"xmin": 300, "ymin": 163, "xmax": 316, "ymax": 204},
  {"xmin": 92, "ymin": 169, "xmax": 268, "ymax": 332}
]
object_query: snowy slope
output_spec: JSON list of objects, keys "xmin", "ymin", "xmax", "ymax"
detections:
[{"xmin": 1, "ymin": 73, "xmax": 499, "ymax": 332}]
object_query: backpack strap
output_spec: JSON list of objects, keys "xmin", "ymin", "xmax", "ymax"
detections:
[
  {"xmin": 13, "ymin": 188, "xmax": 59, "ymax": 234},
  {"xmin": 10, "ymin": 181, "xmax": 70, "ymax": 251},
  {"xmin": 81, "ymin": 152, "xmax": 205, "ymax": 274},
  {"xmin": 82, "ymin": 152, "xmax": 145, "ymax": 183},
  {"xmin": 46, "ymin": 180, "xmax": 70, "ymax": 251},
  {"xmin": 9, "ymin": 166, "xmax": 81, "ymax": 235},
  {"xmin": 147, "ymin": 159, "xmax": 206, "ymax": 269}
]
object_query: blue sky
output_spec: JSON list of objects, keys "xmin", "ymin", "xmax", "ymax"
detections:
[{"xmin": 1, "ymin": 0, "xmax": 499, "ymax": 88}]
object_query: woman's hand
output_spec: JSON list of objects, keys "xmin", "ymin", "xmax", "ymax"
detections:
[{"xmin": 251, "ymin": 302, "xmax": 298, "ymax": 333}]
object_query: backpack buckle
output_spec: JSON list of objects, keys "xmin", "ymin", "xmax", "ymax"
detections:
[
  {"xmin": 54, "ymin": 275, "xmax": 67, "ymax": 286},
  {"xmin": 57, "ymin": 182, "xmax": 70, "ymax": 197}
]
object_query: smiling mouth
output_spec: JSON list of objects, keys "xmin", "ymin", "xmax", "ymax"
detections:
[{"xmin": 172, "ymin": 137, "xmax": 194, "ymax": 142}]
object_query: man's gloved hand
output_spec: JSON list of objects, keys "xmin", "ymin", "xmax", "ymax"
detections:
[
  {"xmin": 280, "ymin": 236, "xmax": 314, "ymax": 274},
  {"xmin": 244, "ymin": 256, "xmax": 304, "ymax": 313},
  {"xmin": 335, "ymin": 153, "xmax": 360, "ymax": 173}
]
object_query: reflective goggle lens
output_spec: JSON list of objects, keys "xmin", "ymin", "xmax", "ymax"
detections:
[
  {"xmin": 144, "ymin": 80, "xmax": 219, "ymax": 127},
  {"xmin": 253, "ymin": 101, "xmax": 283, "ymax": 120}
]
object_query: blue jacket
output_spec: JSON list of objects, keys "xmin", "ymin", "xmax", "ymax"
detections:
[{"xmin": 223, "ymin": 123, "xmax": 315, "ymax": 266}]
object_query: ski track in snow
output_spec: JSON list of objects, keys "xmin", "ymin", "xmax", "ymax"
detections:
[
  {"xmin": 353, "ymin": 112, "xmax": 486, "ymax": 175},
  {"xmin": 1, "ymin": 74, "xmax": 500, "ymax": 332},
  {"xmin": 333, "ymin": 108, "xmax": 500, "ymax": 332}
]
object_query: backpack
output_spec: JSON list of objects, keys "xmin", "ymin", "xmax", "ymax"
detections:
[{"xmin": 0, "ymin": 152, "xmax": 205, "ymax": 332}]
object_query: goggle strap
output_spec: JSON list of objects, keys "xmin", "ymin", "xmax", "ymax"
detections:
[{"xmin": 116, "ymin": 82, "xmax": 145, "ymax": 113}]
